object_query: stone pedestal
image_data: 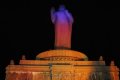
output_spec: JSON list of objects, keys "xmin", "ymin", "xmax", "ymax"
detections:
[{"xmin": 5, "ymin": 50, "xmax": 119, "ymax": 80}]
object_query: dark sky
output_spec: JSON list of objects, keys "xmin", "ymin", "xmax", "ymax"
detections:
[{"xmin": 0, "ymin": 0, "xmax": 120, "ymax": 80}]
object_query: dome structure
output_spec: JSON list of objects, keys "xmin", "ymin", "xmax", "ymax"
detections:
[{"xmin": 36, "ymin": 49, "xmax": 88, "ymax": 61}]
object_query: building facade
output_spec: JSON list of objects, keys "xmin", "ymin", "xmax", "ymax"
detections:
[{"xmin": 5, "ymin": 50, "xmax": 119, "ymax": 80}]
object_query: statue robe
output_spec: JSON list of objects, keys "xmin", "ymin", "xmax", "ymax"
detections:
[{"xmin": 51, "ymin": 10, "xmax": 73, "ymax": 49}]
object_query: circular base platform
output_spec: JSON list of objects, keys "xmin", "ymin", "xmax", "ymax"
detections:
[{"xmin": 36, "ymin": 49, "xmax": 88, "ymax": 61}]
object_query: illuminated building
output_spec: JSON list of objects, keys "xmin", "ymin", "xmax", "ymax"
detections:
[{"xmin": 5, "ymin": 5, "xmax": 119, "ymax": 80}]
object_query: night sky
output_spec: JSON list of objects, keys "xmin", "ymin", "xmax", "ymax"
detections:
[{"xmin": 0, "ymin": 0, "xmax": 120, "ymax": 80}]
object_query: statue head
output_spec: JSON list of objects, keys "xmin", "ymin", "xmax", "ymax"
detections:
[{"xmin": 59, "ymin": 5, "xmax": 66, "ymax": 11}]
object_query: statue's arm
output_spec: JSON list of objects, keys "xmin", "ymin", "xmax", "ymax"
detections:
[
  {"xmin": 51, "ymin": 7, "xmax": 56, "ymax": 23},
  {"xmin": 65, "ymin": 10, "xmax": 74, "ymax": 23},
  {"xmin": 64, "ymin": 10, "xmax": 73, "ymax": 32}
]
